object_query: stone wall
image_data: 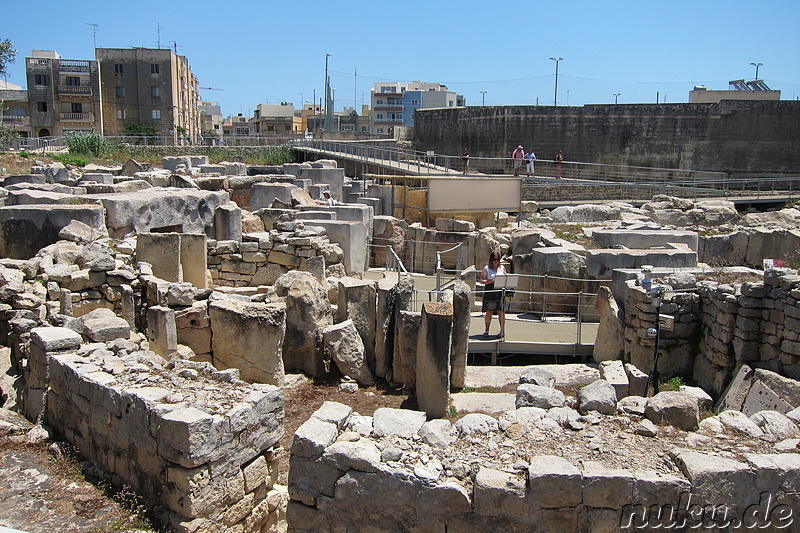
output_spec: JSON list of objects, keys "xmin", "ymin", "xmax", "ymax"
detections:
[
  {"xmin": 33, "ymin": 327, "xmax": 287, "ymax": 532},
  {"xmin": 287, "ymin": 401, "xmax": 800, "ymax": 532},
  {"xmin": 414, "ymin": 101, "xmax": 800, "ymax": 178},
  {"xmin": 614, "ymin": 269, "xmax": 800, "ymax": 399}
]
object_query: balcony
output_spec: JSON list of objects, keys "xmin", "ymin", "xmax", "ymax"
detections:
[
  {"xmin": 2, "ymin": 115, "xmax": 30, "ymax": 126},
  {"xmin": 57, "ymin": 85, "xmax": 92, "ymax": 95},
  {"xmin": 57, "ymin": 60, "xmax": 91, "ymax": 74},
  {"xmin": 373, "ymin": 103, "xmax": 404, "ymax": 111},
  {"xmin": 59, "ymin": 112, "xmax": 94, "ymax": 122}
]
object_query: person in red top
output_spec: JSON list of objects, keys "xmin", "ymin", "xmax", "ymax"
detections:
[{"xmin": 512, "ymin": 145, "xmax": 525, "ymax": 176}]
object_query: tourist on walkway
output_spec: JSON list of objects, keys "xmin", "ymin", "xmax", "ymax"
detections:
[
  {"xmin": 461, "ymin": 149, "xmax": 470, "ymax": 175},
  {"xmin": 481, "ymin": 250, "xmax": 506, "ymax": 338},
  {"xmin": 554, "ymin": 149, "xmax": 564, "ymax": 178},
  {"xmin": 512, "ymin": 145, "xmax": 525, "ymax": 176},
  {"xmin": 323, "ymin": 191, "xmax": 336, "ymax": 206},
  {"xmin": 524, "ymin": 149, "xmax": 536, "ymax": 177}
]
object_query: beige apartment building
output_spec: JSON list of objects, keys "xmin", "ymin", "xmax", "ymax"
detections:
[
  {"xmin": 24, "ymin": 50, "xmax": 102, "ymax": 137},
  {"xmin": 96, "ymin": 48, "xmax": 201, "ymax": 144}
]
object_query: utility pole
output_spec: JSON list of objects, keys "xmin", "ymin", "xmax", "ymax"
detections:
[{"xmin": 549, "ymin": 57, "xmax": 563, "ymax": 106}]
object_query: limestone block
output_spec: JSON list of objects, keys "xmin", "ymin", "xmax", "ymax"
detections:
[
  {"xmin": 449, "ymin": 281, "xmax": 471, "ymax": 389},
  {"xmin": 670, "ymin": 449, "xmax": 757, "ymax": 514},
  {"xmin": 594, "ymin": 286, "xmax": 625, "ymax": 362},
  {"xmin": 473, "ymin": 466, "xmax": 528, "ymax": 518},
  {"xmin": 146, "ymin": 305, "xmax": 177, "ymax": 359},
  {"xmin": 625, "ymin": 363, "xmax": 648, "ymax": 397},
  {"xmin": 745, "ymin": 453, "xmax": 800, "ymax": 495},
  {"xmin": 678, "ymin": 385, "xmax": 713, "ymax": 412},
  {"xmin": 372, "ymin": 407, "xmax": 426, "ymax": 437},
  {"xmin": 0, "ymin": 205, "xmax": 106, "ymax": 260},
  {"xmin": 209, "ymin": 299, "xmax": 286, "ymax": 386},
  {"xmin": 137, "ymin": 233, "xmax": 182, "ymax": 283},
  {"xmin": 30, "ymin": 326, "xmax": 82, "ymax": 351},
  {"xmin": 516, "ymin": 383, "xmax": 566, "ymax": 409},
  {"xmin": 288, "ymin": 455, "xmax": 343, "ymax": 506},
  {"xmin": 80, "ymin": 307, "xmax": 130, "ymax": 342},
  {"xmin": 527, "ymin": 455, "xmax": 582, "ymax": 508},
  {"xmin": 577, "ymin": 379, "xmax": 618, "ymax": 415},
  {"xmin": 322, "ymin": 440, "xmax": 382, "ymax": 473},
  {"xmin": 742, "ymin": 380, "xmax": 794, "ymax": 417},
  {"xmin": 644, "ymin": 391, "xmax": 699, "ymax": 431},
  {"xmin": 750, "ymin": 411, "xmax": 800, "ymax": 442},
  {"xmin": 393, "ymin": 310, "xmax": 420, "ymax": 388},
  {"xmin": 715, "ymin": 364, "xmax": 754, "ymax": 413},
  {"xmin": 598, "ymin": 360, "xmax": 629, "ymax": 400},
  {"xmin": 292, "ymin": 417, "xmax": 339, "ymax": 459},
  {"xmin": 311, "ymin": 401, "xmax": 353, "ymax": 430},
  {"xmin": 321, "ymin": 320, "xmax": 372, "ymax": 386},
  {"xmin": 336, "ymin": 277, "xmax": 377, "ymax": 371},
  {"xmin": 281, "ymin": 271, "xmax": 332, "ymax": 378},
  {"xmin": 630, "ymin": 469, "xmax": 690, "ymax": 509},
  {"xmin": 416, "ymin": 302, "xmax": 453, "ymax": 419},
  {"xmin": 374, "ymin": 274, "xmax": 398, "ymax": 380},
  {"xmin": 215, "ymin": 204, "xmax": 243, "ymax": 243},
  {"xmin": 582, "ymin": 461, "xmax": 635, "ymax": 509}
]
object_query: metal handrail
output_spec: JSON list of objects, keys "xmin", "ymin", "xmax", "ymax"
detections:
[{"xmin": 435, "ymin": 243, "xmax": 462, "ymax": 301}]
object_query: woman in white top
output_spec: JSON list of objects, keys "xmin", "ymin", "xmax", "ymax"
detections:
[{"xmin": 480, "ymin": 250, "xmax": 506, "ymax": 338}]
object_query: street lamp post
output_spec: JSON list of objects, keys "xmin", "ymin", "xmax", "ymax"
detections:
[
  {"xmin": 480, "ymin": 90, "xmax": 488, "ymax": 106},
  {"xmin": 613, "ymin": 93, "xmax": 621, "ymax": 104},
  {"xmin": 749, "ymin": 61, "xmax": 763, "ymax": 80},
  {"xmin": 549, "ymin": 57, "xmax": 563, "ymax": 106},
  {"xmin": 324, "ymin": 53, "xmax": 331, "ymax": 131}
]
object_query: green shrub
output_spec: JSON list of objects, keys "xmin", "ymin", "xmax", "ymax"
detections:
[
  {"xmin": 65, "ymin": 131, "xmax": 109, "ymax": 157},
  {"xmin": 51, "ymin": 153, "xmax": 88, "ymax": 167},
  {"xmin": 662, "ymin": 376, "xmax": 685, "ymax": 391}
]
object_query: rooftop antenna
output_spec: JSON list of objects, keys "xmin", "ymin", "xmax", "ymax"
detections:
[
  {"xmin": 157, "ymin": 23, "xmax": 162, "ymax": 49},
  {"xmin": 86, "ymin": 23, "xmax": 99, "ymax": 50},
  {"xmin": 168, "ymin": 41, "xmax": 182, "ymax": 54}
]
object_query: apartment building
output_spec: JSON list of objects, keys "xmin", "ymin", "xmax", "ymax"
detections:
[
  {"xmin": 370, "ymin": 81, "xmax": 464, "ymax": 136},
  {"xmin": 199, "ymin": 102, "xmax": 223, "ymax": 145},
  {"xmin": 0, "ymin": 81, "xmax": 30, "ymax": 137},
  {"xmin": 251, "ymin": 103, "xmax": 300, "ymax": 136},
  {"xmin": 24, "ymin": 50, "xmax": 102, "ymax": 137},
  {"xmin": 96, "ymin": 48, "xmax": 201, "ymax": 144}
]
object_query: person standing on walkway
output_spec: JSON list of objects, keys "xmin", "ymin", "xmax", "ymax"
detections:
[
  {"xmin": 554, "ymin": 149, "xmax": 564, "ymax": 179},
  {"xmin": 512, "ymin": 145, "xmax": 525, "ymax": 176},
  {"xmin": 481, "ymin": 250, "xmax": 506, "ymax": 338},
  {"xmin": 461, "ymin": 149, "xmax": 470, "ymax": 175},
  {"xmin": 524, "ymin": 148, "xmax": 536, "ymax": 178}
]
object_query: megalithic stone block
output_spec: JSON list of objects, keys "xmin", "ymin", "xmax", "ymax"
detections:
[
  {"xmin": 375, "ymin": 273, "xmax": 399, "ymax": 379},
  {"xmin": 416, "ymin": 301, "xmax": 453, "ymax": 419},
  {"xmin": 215, "ymin": 204, "xmax": 242, "ymax": 243},
  {"xmin": 147, "ymin": 305, "xmax": 177, "ymax": 359},
  {"xmin": 450, "ymin": 281, "xmax": 471, "ymax": 389}
]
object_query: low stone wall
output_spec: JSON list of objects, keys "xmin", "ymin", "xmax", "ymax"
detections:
[
  {"xmin": 32, "ymin": 326, "xmax": 286, "ymax": 532},
  {"xmin": 614, "ymin": 269, "xmax": 800, "ymax": 399},
  {"xmin": 693, "ymin": 270, "xmax": 800, "ymax": 397},
  {"xmin": 287, "ymin": 401, "xmax": 800, "ymax": 532}
]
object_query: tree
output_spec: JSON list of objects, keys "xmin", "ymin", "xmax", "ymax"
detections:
[{"xmin": 0, "ymin": 39, "xmax": 17, "ymax": 79}]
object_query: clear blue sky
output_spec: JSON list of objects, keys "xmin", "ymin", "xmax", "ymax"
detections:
[{"xmin": 3, "ymin": 0, "xmax": 799, "ymax": 116}]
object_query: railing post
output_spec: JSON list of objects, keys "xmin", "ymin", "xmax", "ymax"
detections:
[
  {"xmin": 576, "ymin": 291, "xmax": 583, "ymax": 352},
  {"xmin": 542, "ymin": 275, "xmax": 548, "ymax": 322}
]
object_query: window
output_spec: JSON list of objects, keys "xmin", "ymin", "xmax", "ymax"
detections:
[
  {"xmin": 376, "ymin": 99, "xmax": 384, "ymax": 105},
  {"xmin": 152, "ymin": 109, "xmax": 161, "ymax": 119},
  {"xmin": 37, "ymin": 101, "xmax": 48, "ymax": 112},
  {"xmin": 377, "ymin": 113, "xmax": 384, "ymax": 119},
  {"xmin": 448, "ymin": 100, "xmax": 454, "ymax": 107},
  {"xmin": 65, "ymin": 76, "xmax": 80, "ymax": 86},
  {"xmin": 115, "ymin": 87, "xmax": 125, "ymax": 98},
  {"xmin": 151, "ymin": 87, "xmax": 160, "ymax": 98},
  {"xmin": 116, "ymin": 109, "xmax": 126, "ymax": 119},
  {"xmin": 34, "ymin": 74, "xmax": 49, "ymax": 86},
  {"xmin": 214, "ymin": 124, "xmax": 219, "ymax": 130},
  {"xmin": 71, "ymin": 103, "xmax": 83, "ymax": 113},
  {"xmin": 114, "ymin": 64, "xmax": 124, "ymax": 74},
  {"xmin": 411, "ymin": 99, "xmax": 418, "ymax": 105},
  {"xmin": 381, "ymin": 86, "xmax": 394, "ymax": 93},
  {"xmin": 150, "ymin": 64, "xmax": 160, "ymax": 74}
]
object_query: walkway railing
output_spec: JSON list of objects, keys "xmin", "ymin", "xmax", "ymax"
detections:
[
  {"xmin": 2, "ymin": 136, "xmax": 67, "ymax": 153},
  {"xmin": 293, "ymin": 139, "xmax": 800, "ymax": 198}
]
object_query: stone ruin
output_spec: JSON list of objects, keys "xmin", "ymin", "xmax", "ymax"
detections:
[{"xmin": 1, "ymin": 156, "xmax": 799, "ymax": 531}]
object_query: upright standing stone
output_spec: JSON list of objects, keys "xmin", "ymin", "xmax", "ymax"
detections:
[
  {"xmin": 450, "ymin": 281, "xmax": 470, "ymax": 389},
  {"xmin": 215, "ymin": 204, "xmax": 242, "ymax": 243},
  {"xmin": 416, "ymin": 302, "xmax": 453, "ymax": 419},
  {"xmin": 180, "ymin": 233, "xmax": 208, "ymax": 289},
  {"xmin": 209, "ymin": 299, "xmax": 286, "ymax": 386},
  {"xmin": 147, "ymin": 305, "xmax": 178, "ymax": 359},
  {"xmin": 336, "ymin": 277, "xmax": 377, "ymax": 372},
  {"xmin": 136, "ymin": 233, "xmax": 182, "ymax": 282},
  {"xmin": 282, "ymin": 272, "xmax": 332, "ymax": 377},
  {"xmin": 394, "ymin": 310, "xmax": 421, "ymax": 389},
  {"xmin": 375, "ymin": 274, "xmax": 399, "ymax": 379}
]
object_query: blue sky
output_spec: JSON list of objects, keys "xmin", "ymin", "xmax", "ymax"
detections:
[{"xmin": 3, "ymin": 0, "xmax": 799, "ymax": 116}]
